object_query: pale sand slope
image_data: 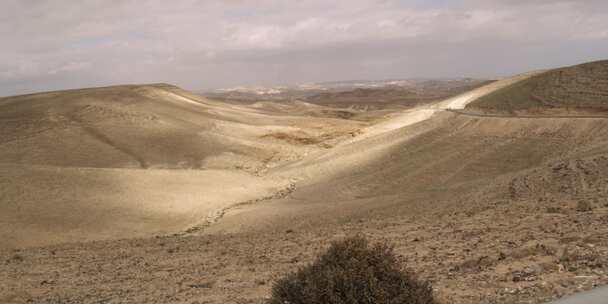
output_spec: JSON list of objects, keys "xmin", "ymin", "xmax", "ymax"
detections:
[
  {"xmin": 0, "ymin": 84, "xmax": 365, "ymax": 249},
  {"xmin": 0, "ymin": 83, "xmax": 363, "ymax": 171},
  {"xmin": 0, "ymin": 164, "xmax": 288, "ymax": 249}
]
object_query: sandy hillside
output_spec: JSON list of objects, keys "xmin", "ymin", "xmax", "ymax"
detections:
[
  {"xmin": 468, "ymin": 60, "xmax": 608, "ymax": 115},
  {"xmin": 0, "ymin": 84, "xmax": 365, "ymax": 248},
  {"xmin": 1, "ymin": 61, "xmax": 608, "ymax": 304}
]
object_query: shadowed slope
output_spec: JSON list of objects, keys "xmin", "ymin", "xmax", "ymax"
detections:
[{"xmin": 468, "ymin": 60, "xmax": 608, "ymax": 115}]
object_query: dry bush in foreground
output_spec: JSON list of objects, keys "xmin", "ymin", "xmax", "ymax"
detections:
[{"xmin": 268, "ymin": 235, "xmax": 435, "ymax": 304}]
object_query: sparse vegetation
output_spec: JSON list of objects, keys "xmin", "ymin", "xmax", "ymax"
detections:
[{"xmin": 268, "ymin": 235, "xmax": 435, "ymax": 304}]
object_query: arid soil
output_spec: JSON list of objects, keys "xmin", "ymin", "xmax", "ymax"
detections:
[{"xmin": 2, "ymin": 62, "xmax": 608, "ymax": 303}]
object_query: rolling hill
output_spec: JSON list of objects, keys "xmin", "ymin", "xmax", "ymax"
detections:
[
  {"xmin": 0, "ymin": 83, "xmax": 363, "ymax": 170},
  {"xmin": 467, "ymin": 60, "xmax": 608, "ymax": 115},
  {"xmin": 2, "ymin": 60, "xmax": 608, "ymax": 304},
  {"xmin": 0, "ymin": 84, "xmax": 365, "ymax": 248},
  {"xmin": 304, "ymin": 79, "xmax": 491, "ymax": 109},
  {"xmin": 204, "ymin": 79, "xmax": 490, "ymax": 110}
]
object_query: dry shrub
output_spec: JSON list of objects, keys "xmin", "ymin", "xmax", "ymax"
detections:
[{"xmin": 268, "ymin": 235, "xmax": 436, "ymax": 304}]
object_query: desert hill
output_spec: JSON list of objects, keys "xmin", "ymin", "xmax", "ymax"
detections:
[
  {"xmin": 200, "ymin": 60, "xmax": 608, "ymax": 302},
  {"xmin": 468, "ymin": 60, "xmax": 608, "ymax": 115},
  {"xmin": 0, "ymin": 83, "xmax": 363, "ymax": 170},
  {"xmin": 0, "ymin": 84, "xmax": 365, "ymax": 248},
  {"xmin": 2, "ymin": 60, "xmax": 608, "ymax": 303}
]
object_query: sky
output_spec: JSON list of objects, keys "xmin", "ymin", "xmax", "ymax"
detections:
[{"xmin": 1, "ymin": 0, "xmax": 608, "ymax": 96}]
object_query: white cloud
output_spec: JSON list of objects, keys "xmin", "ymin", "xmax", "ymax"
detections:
[
  {"xmin": 48, "ymin": 61, "xmax": 91, "ymax": 75},
  {"xmin": 1, "ymin": 0, "xmax": 607, "ymax": 95}
]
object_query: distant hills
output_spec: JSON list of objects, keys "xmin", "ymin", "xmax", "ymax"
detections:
[{"xmin": 203, "ymin": 78, "xmax": 491, "ymax": 109}]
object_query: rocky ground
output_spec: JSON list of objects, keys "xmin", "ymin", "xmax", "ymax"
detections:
[{"xmin": 2, "ymin": 190, "xmax": 606, "ymax": 304}]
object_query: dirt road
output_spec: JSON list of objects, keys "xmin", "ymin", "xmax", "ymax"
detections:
[
  {"xmin": 344, "ymin": 71, "xmax": 543, "ymax": 144},
  {"xmin": 551, "ymin": 286, "xmax": 608, "ymax": 303}
]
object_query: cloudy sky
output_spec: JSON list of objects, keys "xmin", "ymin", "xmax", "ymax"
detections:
[{"xmin": 1, "ymin": 0, "xmax": 608, "ymax": 96}]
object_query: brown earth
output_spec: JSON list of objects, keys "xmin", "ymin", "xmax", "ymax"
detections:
[{"xmin": 2, "ymin": 61, "xmax": 608, "ymax": 304}]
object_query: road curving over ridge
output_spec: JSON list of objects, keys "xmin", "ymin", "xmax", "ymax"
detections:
[{"xmin": 343, "ymin": 70, "xmax": 545, "ymax": 144}]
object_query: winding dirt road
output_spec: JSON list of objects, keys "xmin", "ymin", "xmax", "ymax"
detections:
[{"xmin": 346, "ymin": 70, "xmax": 545, "ymax": 144}]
